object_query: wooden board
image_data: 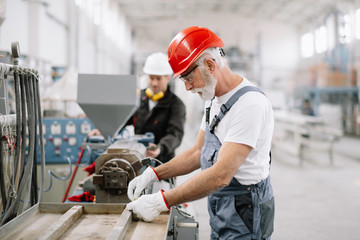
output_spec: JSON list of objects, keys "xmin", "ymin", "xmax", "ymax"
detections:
[
  {"xmin": 124, "ymin": 213, "xmax": 169, "ymax": 240},
  {"xmin": 0, "ymin": 203, "xmax": 169, "ymax": 240}
]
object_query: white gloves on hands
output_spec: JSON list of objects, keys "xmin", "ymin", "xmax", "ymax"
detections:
[
  {"xmin": 127, "ymin": 166, "xmax": 160, "ymax": 201},
  {"xmin": 126, "ymin": 190, "xmax": 170, "ymax": 222}
]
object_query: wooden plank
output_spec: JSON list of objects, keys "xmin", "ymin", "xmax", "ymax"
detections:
[
  {"xmin": 39, "ymin": 202, "xmax": 126, "ymax": 214},
  {"xmin": 1, "ymin": 203, "xmax": 170, "ymax": 240},
  {"xmin": 39, "ymin": 202, "xmax": 73, "ymax": 213},
  {"xmin": 0, "ymin": 203, "xmax": 39, "ymax": 239},
  {"xmin": 38, "ymin": 205, "xmax": 83, "ymax": 240},
  {"xmin": 124, "ymin": 213, "xmax": 169, "ymax": 240},
  {"xmin": 59, "ymin": 213, "xmax": 121, "ymax": 239},
  {"xmin": 106, "ymin": 209, "xmax": 133, "ymax": 240}
]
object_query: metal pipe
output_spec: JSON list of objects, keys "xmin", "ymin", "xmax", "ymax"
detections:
[{"xmin": 176, "ymin": 222, "xmax": 199, "ymax": 228}]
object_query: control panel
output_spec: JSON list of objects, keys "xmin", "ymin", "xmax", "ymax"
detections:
[{"xmin": 37, "ymin": 118, "xmax": 95, "ymax": 164}]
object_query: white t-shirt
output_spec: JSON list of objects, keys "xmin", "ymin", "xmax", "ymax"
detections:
[{"xmin": 200, "ymin": 78, "xmax": 274, "ymax": 185}]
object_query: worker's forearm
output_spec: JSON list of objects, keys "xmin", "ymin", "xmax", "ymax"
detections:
[
  {"xmin": 163, "ymin": 142, "xmax": 252, "ymax": 207},
  {"xmin": 163, "ymin": 166, "xmax": 225, "ymax": 206},
  {"xmin": 155, "ymin": 146, "xmax": 201, "ymax": 180}
]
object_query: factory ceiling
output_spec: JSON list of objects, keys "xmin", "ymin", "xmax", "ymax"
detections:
[{"xmin": 118, "ymin": 0, "xmax": 354, "ymax": 28}]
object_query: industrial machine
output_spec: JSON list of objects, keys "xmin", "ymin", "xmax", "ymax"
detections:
[
  {"xmin": 36, "ymin": 118, "xmax": 95, "ymax": 164},
  {"xmin": 77, "ymin": 73, "xmax": 144, "ymax": 203},
  {"xmin": 76, "ymin": 74, "xmax": 199, "ymax": 238},
  {"xmin": 92, "ymin": 140, "xmax": 146, "ymax": 203}
]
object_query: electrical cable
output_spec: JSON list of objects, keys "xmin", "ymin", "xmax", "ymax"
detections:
[
  {"xmin": 0, "ymin": 67, "xmax": 7, "ymax": 213},
  {"xmin": 29, "ymin": 73, "xmax": 38, "ymax": 205},
  {"xmin": 2, "ymin": 70, "xmax": 22, "ymax": 218},
  {"xmin": 0, "ymin": 62, "xmax": 43, "ymax": 224},
  {"xmin": 20, "ymin": 71, "xmax": 35, "ymax": 211},
  {"xmin": 1, "ymin": 73, "xmax": 17, "ymax": 221},
  {"xmin": 1, "ymin": 72, "xmax": 34, "ymax": 225},
  {"xmin": 19, "ymin": 72, "xmax": 27, "ymax": 181},
  {"xmin": 34, "ymin": 72, "xmax": 45, "ymax": 202},
  {"xmin": 1, "ymin": 72, "xmax": 11, "ymax": 216},
  {"xmin": 12, "ymin": 69, "xmax": 21, "ymax": 201},
  {"xmin": 43, "ymin": 157, "xmax": 73, "ymax": 192},
  {"xmin": 0, "ymin": 113, "xmax": 6, "ymax": 211}
]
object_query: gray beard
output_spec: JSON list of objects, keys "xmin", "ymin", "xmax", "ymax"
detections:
[{"xmin": 191, "ymin": 67, "xmax": 217, "ymax": 101}]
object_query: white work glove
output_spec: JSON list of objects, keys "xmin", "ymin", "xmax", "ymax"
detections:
[
  {"xmin": 126, "ymin": 190, "xmax": 170, "ymax": 222},
  {"xmin": 127, "ymin": 166, "xmax": 160, "ymax": 201}
]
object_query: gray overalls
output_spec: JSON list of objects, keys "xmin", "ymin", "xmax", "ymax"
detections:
[{"xmin": 200, "ymin": 86, "xmax": 275, "ymax": 240}]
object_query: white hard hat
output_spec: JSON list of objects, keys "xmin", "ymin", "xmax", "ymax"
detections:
[{"xmin": 143, "ymin": 52, "xmax": 173, "ymax": 76}]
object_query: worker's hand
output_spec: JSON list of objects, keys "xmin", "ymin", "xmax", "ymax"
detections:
[
  {"xmin": 126, "ymin": 190, "xmax": 170, "ymax": 222},
  {"xmin": 127, "ymin": 166, "xmax": 160, "ymax": 201},
  {"xmin": 146, "ymin": 143, "xmax": 160, "ymax": 158}
]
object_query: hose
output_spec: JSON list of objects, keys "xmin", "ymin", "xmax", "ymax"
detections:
[
  {"xmin": 0, "ymin": 61, "xmax": 44, "ymax": 225},
  {"xmin": 19, "ymin": 72, "xmax": 27, "ymax": 180},
  {"xmin": 1, "ymin": 71, "xmax": 34, "ymax": 225},
  {"xmin": 12, "ymin": 69, "xmax": 21, "ymax": 197},
  {"xmin": 29, "ymin": 73, "xmax": 37, "ymax": 205},
  {"xmin": 2, "ymin": 70, "xmax": 22, "ymax": 218},
  {"xmin": 34, "ymin": 72, "xmax": 45, "ymax": 202},
  {"xmin": 0, "ymin": 115, "xmax": 6, "ymax": 211},
  {"xmin": 22, "ymin": 71, "xmax": 36, "ymax": 210},
  {"xmin": 43, "ymin": 157, "xmax": 73, "ymax": 192}
]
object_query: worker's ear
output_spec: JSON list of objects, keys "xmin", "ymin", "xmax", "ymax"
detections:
[{"xmin": 205, "ymin": 58, "xmax": 216, "ymax": 73}]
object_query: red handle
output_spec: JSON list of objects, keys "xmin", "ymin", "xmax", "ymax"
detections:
[{"xmin": 62, "ymin": 148, "xmax": 85, "ymax": 203}]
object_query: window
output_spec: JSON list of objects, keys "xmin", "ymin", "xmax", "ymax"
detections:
[
  {"xmin": 301, "ymin": 32, "xmax": 314, "ymax": 58},
  {"xmin": 356, "ymin": 8, "xmax": 360, "ymax": 39},
  {"xmin": 339, "ymin": 14, "xmax": 351, "ymax": 44},
  {"xmin": 315, "ymin": 26, "xmax": 327, "ymax": 53}
]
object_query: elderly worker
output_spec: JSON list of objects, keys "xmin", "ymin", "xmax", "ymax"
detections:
[
  {"xmin": 125, "ymin": 52, "xmax": 186, "ymax": 164},
  {"xmin": 126, "ymin": 26, "xmax": 275, "ymax": 240}
]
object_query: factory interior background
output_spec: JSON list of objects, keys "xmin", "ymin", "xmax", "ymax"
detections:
[{"xmin": 0, "ymin": 0, "xmax": 360, "ymax": 239}]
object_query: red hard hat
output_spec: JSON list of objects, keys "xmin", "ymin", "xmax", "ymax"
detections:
[{"xmin": 167, "ymin": 26, "xmax": 224, "ymax": 78}]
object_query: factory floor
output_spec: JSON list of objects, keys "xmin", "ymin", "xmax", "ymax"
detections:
[{"xmin": 176, "ymin": 134, "xmax": 360, "ymax": 240}]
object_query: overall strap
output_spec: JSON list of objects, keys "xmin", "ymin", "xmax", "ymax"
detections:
[
  {"xmin": 209, "ymin": 86, "xmax": 264, "ymax": 133},
  {"xmin": 205, "ymin": 100, "xmax": 214, "ymax": 124}
]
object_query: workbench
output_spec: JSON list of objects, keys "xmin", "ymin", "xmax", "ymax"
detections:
[
  {"xmin": 272, "ymin": 110, "xmax": 343, "ymax": 165},
  {"xmin": 0, "ymin": 202, "xmax": 198, "ymax": 240}
]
